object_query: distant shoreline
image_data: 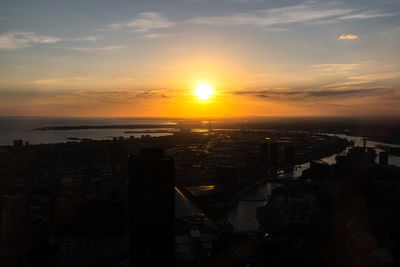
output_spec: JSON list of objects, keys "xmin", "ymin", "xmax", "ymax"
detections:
[{"xmin": 32, "ymin": 124, "xmax": 178, "ymax": 131}]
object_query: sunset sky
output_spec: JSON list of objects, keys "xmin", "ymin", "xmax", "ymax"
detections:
[{"xmin": 0, "ymin": 0, "xmax": 399, "ymax": 117}]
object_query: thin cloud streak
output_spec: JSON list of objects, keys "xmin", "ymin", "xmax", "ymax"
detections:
[
  {"xmin": 0, "ymin": 31, "xmax": 101, "ymax": 50},
  {"xmin": 65, "ymin": 36, "xmax": 99, "ymax": 42},
  {"xmin": 0, "ymin": 88, "xmax": 171, "ymax": 103},
  {"xmin": 188, "ymin": 2, "xmax": 394, "ymax": 27},
  {"xmin": 108, "ymin": 12, "xmax": 175, "ymax": 32},
  {"xmin": 312, "ymin": 63, "xmax": 361, "ymax": 72},
  {"xmin": 55, "ymin": 89, "xmax": 171, "ymax": 104},
  {"xmin": 0, "ymin": 31, "xmax": 60, "ymax": 50},
  {"xmin": 68, "ymin": 45, "xmax": 126, "ymax": 51},
  {"xmin": 142, "ymin": 33, "xmax": 171, "ymax": 39},
  {"xmin": 101, "ymin": 2, "xmax": 395, "ymax": 35},
  {"xmin": 233, "ymin": 87, "xmax": 395, "ymax": 101},
  {"xmin": 338, "ymin": 11, "xmax": 397, "ymax": 20}
]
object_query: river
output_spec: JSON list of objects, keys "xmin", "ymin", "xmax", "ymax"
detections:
[{"xmin": 227, "ymin": 134, "xmax": 400, "ymax": 232}]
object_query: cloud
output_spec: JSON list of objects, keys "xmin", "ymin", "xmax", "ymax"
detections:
[
  {"xmin": 68, "ymin": 45, "xmax": 126, "ymax": 51},
  {"xmin": 188, "ymin": 2, "xmax": 394, "ymax": 28},
  {"xmin": 312, "ymin": 63, "xmax": 361, "ymax": 73},
  {"xmin": 100, "ymin": 3, "xmax": 395, "ymax": 35},
  {"xmin": 66, "ymin": 36, "xmax": 99, "ymax": 42},
  {"xmin": 108, "ymin": 12, "xmax": 175, "ymax": 32},
  {"xmin": 0, "ymin": 31, "xmax": 60, "ymax": 50},
  {"xmin": 134, "ymin": 91, "xmax": 168, "ymax": 98},
  {"xmin": 0, "ymin": 88, "xmax": 171, "ymax": 105},
  {"xmin": 313, "ymin": 70, "xmax": 400, "ymax": 90},
  {"xmin": 348, "ymin": 72, "xmax": 400, "ymax": 81},
  {"xmin": 0, "ymin": 88, "xmax": 62, "ymax": 98},
  {"xmin": 0, "ymin": 31, "xmax": 103, "ymax": 50},
  {"xmin": 142, "ymin": 33, "xmax": 171, "ymax": 39},
  {"xmin": 188, "ymin": 3, "xmax": 348, "ymax": 26},
  {"xmin": 233, "ymin": 87, "xmax": 394, "ymax": 101},
  {"xmin": 338, "ymin": 11, "xmax": 396, "ymax": 20},
  {"xmin": 56, "ymin": 89, "xmax": 171, "ymax": 104},
  {"xmin": 32, "ymin": 77, "xmax": 93, "ymax": 85},
  {"xmin": 338, "ymin": 34, "xmax": 358, "ymax": 40}
]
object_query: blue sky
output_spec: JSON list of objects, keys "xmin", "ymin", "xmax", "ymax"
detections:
[{"xmin": 0, "ymin": 0, "xmax": 399, "ymax": 117}]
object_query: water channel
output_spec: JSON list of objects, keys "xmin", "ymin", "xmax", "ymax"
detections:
[{"xmin": 228, "ymin": 134, "xmax": 400, "ymax": 231}]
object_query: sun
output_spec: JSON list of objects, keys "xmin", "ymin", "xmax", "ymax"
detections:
[{"xmin": 195, "ymin": 83, "xmax": 214, "ymax": 100}]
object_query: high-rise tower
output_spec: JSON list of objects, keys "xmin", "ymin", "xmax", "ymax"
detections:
[
  {"xmin": 129, "ymin": 148, "xmax": 175, "ymax": 266},
  {"xmin": 260, "ymin": 138, "xmax": 279, "ymax": 169}
]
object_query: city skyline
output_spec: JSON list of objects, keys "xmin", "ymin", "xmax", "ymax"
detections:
[{"xmin": 0, "ymin": 0, "xmax": 399, "ymax": 117}]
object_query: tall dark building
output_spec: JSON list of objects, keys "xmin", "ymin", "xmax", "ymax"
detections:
[
  {"xmin": 379, "ymin": 151, "xmax": 388, "ymax": 166},
  {"xmin": 13, "ymin": 139, "xmax": 24, "ymax": 148},
  {"xmin": 129, "ymin": 148, "xmax": 175, "ymax": 267},
  {"xmin": 283, "ymin": 145, "xmax": 295, "ymax": 165},
  {"xmin": 260, "ymin": 138, "xmax": 279, "ymax": 169}
]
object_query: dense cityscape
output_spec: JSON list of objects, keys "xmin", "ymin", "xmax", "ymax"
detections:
[{"xmin": 1, "ymin": 119, "xmax": 399, "ymax": 266}]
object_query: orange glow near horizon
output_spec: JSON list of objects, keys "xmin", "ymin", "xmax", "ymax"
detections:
[{"xmin": 1, "ymin": 58, "xmax": 398, "ymax": 118}]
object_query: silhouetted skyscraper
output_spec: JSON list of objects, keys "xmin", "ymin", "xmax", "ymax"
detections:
[
  {"xmin": 260, "ymin": 138, "xmax": 279, "ymax": 169},
  {"xmin": 283, "ymin": 145, "xmax": 295, "ymax": 165},
  {"xmin": 13, "ymin": 139, "xmax": 23, "ymax": 148},
  {"xmin": 379, "ymin": 151, "xmax": 388, "ymax": 166},
  {"xmin": 129, "ymin": 148, "xmax": 175, "ymax": 267}
]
